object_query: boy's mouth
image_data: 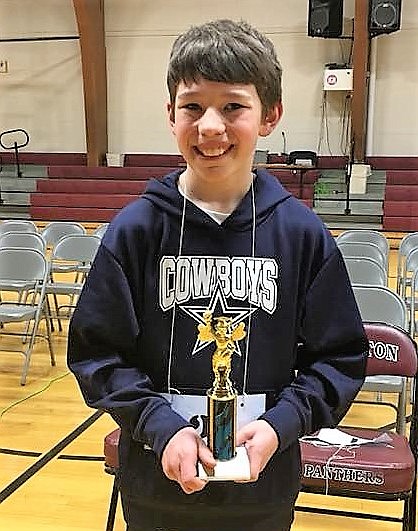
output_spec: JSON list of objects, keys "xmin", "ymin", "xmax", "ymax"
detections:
[{"xmin": 194, "ymin": 145, "xmax": 233, "ymax": 158}]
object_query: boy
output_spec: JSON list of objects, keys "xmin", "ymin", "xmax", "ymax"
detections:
[{"xmin": 68, "ymin": 19, "xmax": 368, "ymax": 531}]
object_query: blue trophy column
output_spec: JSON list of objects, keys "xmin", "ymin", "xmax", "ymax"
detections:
[{"xmin": 208, "ymin": 394, "xmax": 237, "ymax": 461}]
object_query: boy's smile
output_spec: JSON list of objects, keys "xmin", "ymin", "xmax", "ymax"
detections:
[{"xmin": 168, "ymin": 79, "xmax": 281, "ymax": 191}]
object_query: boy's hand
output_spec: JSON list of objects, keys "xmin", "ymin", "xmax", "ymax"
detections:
[
  {"xmin": 161, "ymin": 427, "xmax": 216, "ymax": 494},
  {"xmin": 236, "ymin": 420, "xmax": 279, "ymax": 481}
]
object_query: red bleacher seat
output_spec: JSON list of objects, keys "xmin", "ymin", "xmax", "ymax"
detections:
[{"xmin": 383, "ymin": 171, "xmax": 418, "ymax": 231}]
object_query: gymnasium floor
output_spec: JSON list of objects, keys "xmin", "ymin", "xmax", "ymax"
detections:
[{"xmin": 0, "ymin": 247, "xmax": 415, "ymax": 530}]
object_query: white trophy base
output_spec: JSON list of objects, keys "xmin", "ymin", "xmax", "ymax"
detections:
[{"xmin": 198, "ymin": 445, "xmax": 250, "ymax": 481}]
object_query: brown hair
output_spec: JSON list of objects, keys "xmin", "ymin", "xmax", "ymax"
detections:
[{"xmin": 167, "ymin": 19, "xmax": 282, "ymax": 115}]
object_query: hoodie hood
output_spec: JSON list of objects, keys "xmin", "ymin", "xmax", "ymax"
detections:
[{"xmin": 141, "ymin": 168, "xmax": 292, "ymax": 232}]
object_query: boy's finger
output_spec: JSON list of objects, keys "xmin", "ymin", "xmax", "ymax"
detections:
[
  {"xmin": 181, "ymin": 477, "xmax": 207, "ymax": 494},
  {"xmin": 249, "ymin": 453, "xmax": 262, "ymax": 481},
  {"xmin": 179, "ymin": 456, "xmax": 198, "ymax": 482},
  {"xmin": 179, "ymin": 459, "xmax": 207, "ymax": 493},
  {"xmin": 236, "ymin": 430, "xmax": 248, "ymax": 447}
]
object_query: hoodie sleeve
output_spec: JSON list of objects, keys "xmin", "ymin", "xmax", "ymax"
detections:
[
  {"xmin": 260, "ymin": 248, "xmax": 368, "ymax": 452},
  {"xmin": 67, "ymin": 244, "xmax": 191, "ymax": 459}
]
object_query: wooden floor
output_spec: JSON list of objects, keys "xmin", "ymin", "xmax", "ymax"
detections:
[{"xmin": 0, "ymin": 246, "xmax": 416, "ymax": 530}]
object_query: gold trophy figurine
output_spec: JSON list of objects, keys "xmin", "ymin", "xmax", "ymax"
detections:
[{"xmin": 198, "ymin": 310, "xmax": 246, "ymax": 463}]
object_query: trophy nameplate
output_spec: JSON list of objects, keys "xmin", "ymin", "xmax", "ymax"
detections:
[{"xmin": 197, "ymin": 311, "xmax": 251, "ymax": 481}]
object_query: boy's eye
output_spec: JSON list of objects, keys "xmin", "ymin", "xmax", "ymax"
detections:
[
  {"xmin": 181, "ymin": 103, "xmax": 202, "ymax": 112},
  {"xmin": 224, "ymin": 103, "xmax": 245, "ymax": 112}
]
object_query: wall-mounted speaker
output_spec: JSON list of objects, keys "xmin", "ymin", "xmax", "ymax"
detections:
[
  {"xmin": 369, "ymin": 0, "xmax": 402, "ymax": 35},
  {"xmin": 308, "ymin": 0, "xmax": 344, "ymax": 38}
]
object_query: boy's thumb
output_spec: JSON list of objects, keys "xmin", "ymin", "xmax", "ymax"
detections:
[{"xmin": 197, "ymin": 439, "xmax": 216, "ymax": 468}]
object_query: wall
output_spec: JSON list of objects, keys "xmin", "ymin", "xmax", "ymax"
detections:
[
  {"xmin": 0, "ymin": 0, "xmax": 417, "ymax": 156},
  {"xmin": 0, "ymin": 1, "xmax": 83, "ymax": 152}
]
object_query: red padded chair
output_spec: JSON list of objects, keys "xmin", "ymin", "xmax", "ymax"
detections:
[
  {"xmin": 103, "ymin": 323, "xmax": 417, "ymax": 531},
  {"xmin": 298, "ymin": 322, "xmax": 418, "ymax": 531}
]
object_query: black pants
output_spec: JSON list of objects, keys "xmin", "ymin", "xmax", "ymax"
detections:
[{"xmin": 123, "ymin": 495, "xmax": 295, "ymax": 531}]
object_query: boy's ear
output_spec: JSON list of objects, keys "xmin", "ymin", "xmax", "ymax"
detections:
[
  {"xmin": 259, "ymin": 103, "xmax": 283, "ymax": 137},
  {"xmin": 167, "ymin": 102, "xmax": 175, "ymax": 133}
]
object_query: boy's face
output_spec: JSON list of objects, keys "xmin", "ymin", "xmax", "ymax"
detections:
[{"xmin": 167, "ymin": 79, "xmax": 282, "ymax": 183}]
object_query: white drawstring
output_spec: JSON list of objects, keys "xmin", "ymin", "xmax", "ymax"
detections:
[
  {"xmin": 167, "ymin": 173, "xmax": 257, "ymax": 398},
  {"xmin": 166, "ymin": 185, "xmax": 187, "ymax": 396},
  {"xmin": 242, "ymin": 176, "xmax": 256, "ymax": 398}
]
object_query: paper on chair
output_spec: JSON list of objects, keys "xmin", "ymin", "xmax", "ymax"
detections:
[{"xmin": 301, "ymin": 428, "xmax": 393, "ymax": 447}]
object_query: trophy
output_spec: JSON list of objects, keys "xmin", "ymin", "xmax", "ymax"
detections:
[{"xmin": 197, "ymin": 310, "xmax": 250, "ymax": 480}]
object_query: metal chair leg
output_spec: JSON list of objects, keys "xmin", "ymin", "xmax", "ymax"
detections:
[{"xmin": 105, "ymin": 475, "xmax": 119, "ymax": 531}]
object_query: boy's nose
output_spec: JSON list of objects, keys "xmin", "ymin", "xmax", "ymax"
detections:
[{"xmin": 198, "ymin": 108, "xmax": 226, "ymax": 136}]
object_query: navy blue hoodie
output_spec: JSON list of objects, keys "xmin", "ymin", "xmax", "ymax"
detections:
[{"xmin": 68, "ymin": 169, "xmax": 367, "ymax": 515}]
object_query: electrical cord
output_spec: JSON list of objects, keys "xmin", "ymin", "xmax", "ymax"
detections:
[
  {"xmin": 317, "ymin": 92, "xmax": 333, "ymax": 156},
  {"xmin": 317, "ymin": 90, "xmax": 352, "ymax": 157},
  {"xmin": 0, "ymin": 370, "xmax": 70, "ymax": 420},
  {"xmin": 339, "ymin": 94, "xmax": 352, "ymax": 156}
]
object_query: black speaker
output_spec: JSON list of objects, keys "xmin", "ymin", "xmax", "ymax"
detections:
[
  {"xmin": 308, "ymin": 0, "xmax": 344, "ymax": 38},
  {"xmin": 369, "ymin": 0, "xmax": 402, "ymax": 35}
]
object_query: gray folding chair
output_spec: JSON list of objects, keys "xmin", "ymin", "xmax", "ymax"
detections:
[
  {"xmin": 344, "ymin": 256, "xmax": 387, "ymax": 286},
  {"xmin": 396, "ymin": 232, "xmax": 418, "ymax": 295},
  {"xmin": 40, "ymin": 223, "xmax": 87, "ymax": 330},
  {"xmin": 45, "ymin": 234, "xmax": 101, "ymax": 328},
  {"xmin": 410, "ymin": 268, "xmax": 418, "ymax": 338},
  {"xmin": 92, "ymin": 223, "xmax": 109, "ymax": 239},
  {"xmin": 0, "ymin": 231, "xmax": 46, "ymax": 253},
  {"xmin": 353, "ymin": 284, "xmax": 407, "ymax": 329},
  {"xmin": 353, "ymin": 284, "xmax": 408, "ymax": 434},
  {"xmin": 0, "ymin": 232, "xmax": 47, "ymax": 303},
  {"xmin": 338, "ymin": 241, "xmax": 387, "ymax": 273},
  {"xmin": 336, "ymin": 230, "xmax": 389, "ymax": 271},
  {"xmin": 0, "ymin": 247, "xmax": 55, "ymax": 385},
  {"xmin": 401, "ymin": 247, "xmax": 418, "ymax": 304},
  {"xmin": 41, "ymin": 221, "xmax": 86, "ymax": 249},
  {"xmin": 0, "ymin": 220, "xmax": 38, "ymax": 236}
]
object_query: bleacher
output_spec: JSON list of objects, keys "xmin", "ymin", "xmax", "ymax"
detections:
[
  {"xmin": 1, "ymin": 152, "xmax": 417, "ymax": 228},
  {"xmin": 29, "ymin": 163, "xmax": 178, "ymax": 222},
  {"xmin": 383, "ymin": 171, "xmax": 418, "ymax": 231},
  {"xmin": 27, "ymin": 153, "xmax": 319, "ymax": 222}
]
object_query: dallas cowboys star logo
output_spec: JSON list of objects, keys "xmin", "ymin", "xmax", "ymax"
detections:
[{"xmin": 180, "ymin": 281, "xmax": 257, "ymax": 356}]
